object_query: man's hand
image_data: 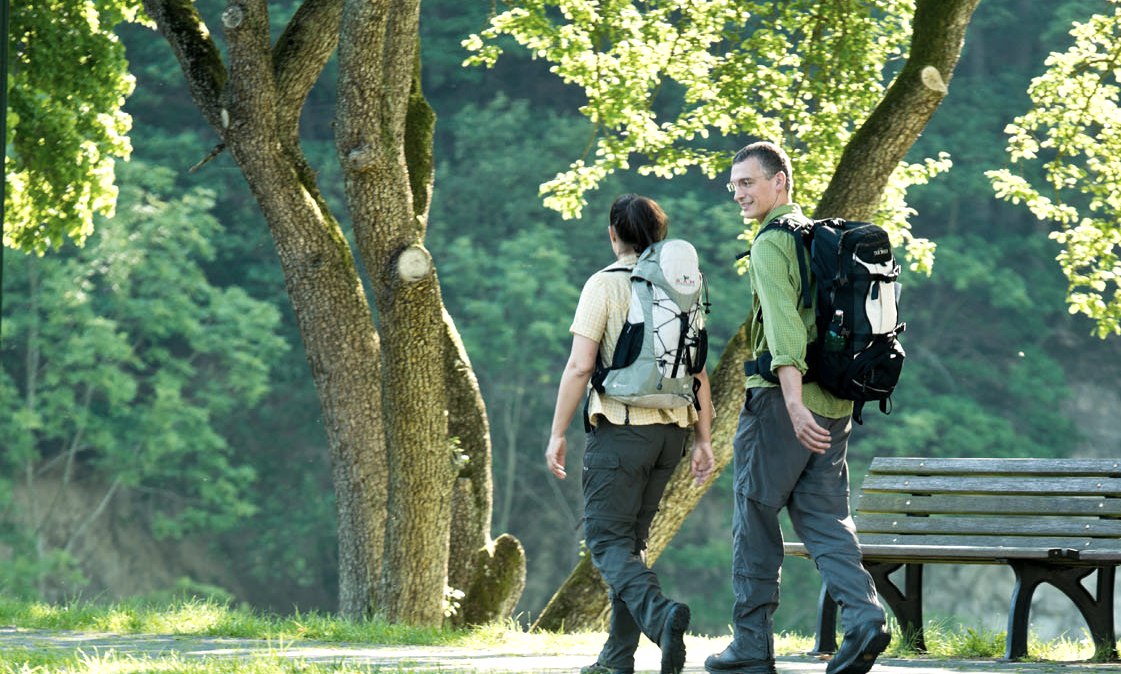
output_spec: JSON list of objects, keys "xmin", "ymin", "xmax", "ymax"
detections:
[
  {"xmin": 691, "ymin": 439, "xmax": 715, "ymax": 485},
  {"xmin": 546, "ymin": 435, "xmax": 568, "ymax": 479},
  {"xmin": 786, "ymin": 400, "xmax": 831, "ymax": 454},
  {"xmin": 776, "ymin": 365, "xmax": 831, "ymax": 454}
]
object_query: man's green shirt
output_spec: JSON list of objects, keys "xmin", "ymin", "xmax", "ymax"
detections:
[{"xmin": 746, "ymin": 203, "xmax": 854, "ymax": 419}]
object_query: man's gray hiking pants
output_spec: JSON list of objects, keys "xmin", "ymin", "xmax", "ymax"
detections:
[{"xmin": 729, "ymin": 386, "xmax": 885, "ymax": 660}]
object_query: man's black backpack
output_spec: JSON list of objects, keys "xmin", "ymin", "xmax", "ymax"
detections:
[{"xmin": 745, "ymin": 217, "xmax": 906, "ymax": 423}]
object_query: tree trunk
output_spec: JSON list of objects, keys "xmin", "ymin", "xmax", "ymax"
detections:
[
  {"xmin": 337, "ymin": 0, "xmax": 524, "ymax": 626},
  {"xmin": 444, "ymin": 311, "xmax": 493, "ymax": 598},
  {"xmin": 142, "ymin": 0, "xmax": 395, "ymax": 620},
  {"xmin": 335, "ymin": 0, "xmax": 452, "ymax": 626},
  {"xmin": 145, "ymin": 0, "xmax": 523, "ymax": 626},
  {"xmin": 443, "ymin": 311, "xmax": 526, "ymax": 626},
  {"xmin": 533, "ymin": 0, "xmax": 980, "ymax": 632}
]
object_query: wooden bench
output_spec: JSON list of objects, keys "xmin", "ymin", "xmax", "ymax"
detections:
[{"xmin": 784, "ymin": 457, "xmax": 1121, "ymax": 661}]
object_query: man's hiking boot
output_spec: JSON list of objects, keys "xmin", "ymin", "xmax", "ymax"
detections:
[
  {"xmin": 826, "ymin": 622, "xmax": 891, "ymax": 674},
  {"xmin": 659, "ymin": 602, "xmax": 690, "ymax": 674},
  {"xmin": 703, "ymin": 643, "xmax": 777, "ymax": 674}
]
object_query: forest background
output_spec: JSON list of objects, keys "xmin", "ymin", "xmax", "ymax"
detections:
[{"xmin": 3, "ymin": 0, "xmax": 1120, "ymax": 639}]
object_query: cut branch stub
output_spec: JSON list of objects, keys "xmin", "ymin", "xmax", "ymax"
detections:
[
  {"xmin": 397, "ymin": 245, "xmax": 431, "ymax": 283},
  {"xmin": 920, "ymin": 65, "xmax": 948, "ymax": 93},
  {"xmin": 347, "ymin": 145, "xmax": 376, "ymax": 172},
  {"xmin": 222, "ymin": 4, "xmax": 244, "ymax": 29}
]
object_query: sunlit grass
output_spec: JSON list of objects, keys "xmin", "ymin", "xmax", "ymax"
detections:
[
  {"xmin": 0, "ymin": 596, "xmax": 457, "ymax": 646},
  {"xmin": 879, "ymin": 615, "xmax": 1097, "ymax": 662}
]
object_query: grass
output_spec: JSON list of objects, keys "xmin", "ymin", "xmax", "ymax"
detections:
[
  {"xmin": 878, "ymin": 615, "xmax": 1099, "ymax": 663},
  {"xmin": 0, "ymin": 595, "xmax": 455, "ymax": 645},
  {"xmin": 0, "ymin": 597, "xmax": 1107, "ymax": 673}
]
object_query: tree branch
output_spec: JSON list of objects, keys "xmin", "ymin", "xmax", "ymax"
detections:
[
  {"xmin": 273, "ymin": 0, "xmax": 344, "ymax": 141},
  {"xmin": 815, "ymin": 0, "xmax": 982, "ymax": 219},
  {"xmin": 140, "ymin": 0, "xmax": 228, "ymax": 132},
  {"xmin": 220, "ymin": 0, "xmax": 279, "ymax": 147}
]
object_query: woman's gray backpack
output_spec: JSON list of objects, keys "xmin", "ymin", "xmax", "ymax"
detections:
[{"xmin": 591, "ymin": 239, "xmax": 710, "ymax": 410}]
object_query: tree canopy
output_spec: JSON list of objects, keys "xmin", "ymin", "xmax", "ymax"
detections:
[
  {"xmin": 988, "ymin": 3, "xmax": 1121, "ymax": 336},
  {"xmin": 469, "ymin": 0, "xmax": 1121, "ymax": 337},
  {"xmin": 466, "ymin": 0, "xmax": 947, "ymax": 270},
  {"xmin": 4, "ymin": 0, "xmax": 141, "ymax": 253}
]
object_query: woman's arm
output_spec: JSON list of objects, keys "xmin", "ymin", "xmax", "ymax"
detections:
[
  {"xmin": 690, "ymin": 367, "xmax": 715, "ymax": 484},
  {"xmin": 545, "ymin": 334, "xmax": 599, "ymax": 479}
]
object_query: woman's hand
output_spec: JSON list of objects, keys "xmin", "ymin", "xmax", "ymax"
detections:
[
  {"xmin": 691, "ymin": 439, "xmax": 715, "ymax": 485},
  {"xmin": 546, "ymin": 434, "xmax": 568, "ymax": 479}
]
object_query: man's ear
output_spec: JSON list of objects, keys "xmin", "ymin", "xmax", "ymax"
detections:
[{"xmin": 775, "ymin": 170, "xmax": 788, "ymax": 192}]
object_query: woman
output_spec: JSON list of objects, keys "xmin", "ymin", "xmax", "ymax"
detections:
[{"xmin": 545, "ymin": 193, "xmax": 715, "ymax": 674}]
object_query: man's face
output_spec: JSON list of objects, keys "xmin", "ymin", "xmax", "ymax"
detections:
[{"xmin": 728, "ymin": 157, "xmax": 786, "ymax": 222}]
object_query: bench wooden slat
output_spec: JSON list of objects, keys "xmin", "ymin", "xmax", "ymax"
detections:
[
  {"xmin": 787, "ymin": 539, "xmax": 1121, "ymax": 561},
  {"xmin": 869, "ymin": 457, "xmax": 1121, "ymax": 476},
  {"xmin": 855, "ymin": 513, "xmax": 1121, "ymax": 538},
  {"xmin": 855, "ymin": 532, "xmax": 1121, "ymax": 554},
  {"xmin": 782, "ymin": 541, "xmax": 1067, "ymax": 563},
  {"xmin": 860, "ymin": 474, "xmax": 1121, "ymax": 496},
  {"xmin": 856, "ymin": 492, "xmax": 1121, "ymax": 517}
]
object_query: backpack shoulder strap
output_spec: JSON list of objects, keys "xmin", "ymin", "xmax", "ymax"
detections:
[
  {"xmin": 586, "ymin": 265, "xmax": 635, "ymax": 431},
  {"xmin": 758, "ymin": 217, "xmax": 813, "ymax": 310},
  {"xmin": 589, "ymin": 264, "xmax": 638, "ymax": 388}
]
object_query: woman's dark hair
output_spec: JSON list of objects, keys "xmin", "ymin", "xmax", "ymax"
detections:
[{"xmin": 609, "ymin": 194, "xmax": 668, "ymax": 253}]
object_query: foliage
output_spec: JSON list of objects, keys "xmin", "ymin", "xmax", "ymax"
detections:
[
  {"xmin": 465, "ymin": 0, "xmax": 945, "ymax": 272},
  {"xmin": 0, "ymin": 161, "xmax": 286, "ymax": 597},
  {"xmin": 4, "ymin": 0, "xmax": 144, "ymax": 253},
  {"xmin": 988, "ymin": 2, "xmax": 1121, "ymax": 337}
]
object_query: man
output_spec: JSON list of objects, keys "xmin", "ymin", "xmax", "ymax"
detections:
[{"xmin": 705, "ymin": 141, "xmax": 890, "ymax": 674}]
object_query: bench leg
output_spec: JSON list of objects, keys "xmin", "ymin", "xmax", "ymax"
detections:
[
  {"xmin": 865, "ymin": 561, "xmax": 926, "ymax": 652},
  {"xmin": 1007, "ymin": 562, "xmax": 1118, "ymax": 662},
  {"xmin": 814, "ymin": 584, "xmax": 839, "ymax": 654}
]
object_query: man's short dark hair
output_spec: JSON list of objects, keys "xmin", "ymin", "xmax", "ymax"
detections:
[{"xmin": 733, "ymin": 141, "xmax": 793, "ymax": 194}]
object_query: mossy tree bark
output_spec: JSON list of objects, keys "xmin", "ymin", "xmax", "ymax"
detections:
[
  {"xmin": 532, "ymin": 0, "xmax": 981, "ymax": 632},
  {"xmin": 141, "ymin": 0, "xmax": 523, "ymax": 626}
]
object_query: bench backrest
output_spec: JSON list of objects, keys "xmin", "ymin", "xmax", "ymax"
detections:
[{"xmin": 854, "ymin": 458, "xmax": 1121, "ymax": 561}]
